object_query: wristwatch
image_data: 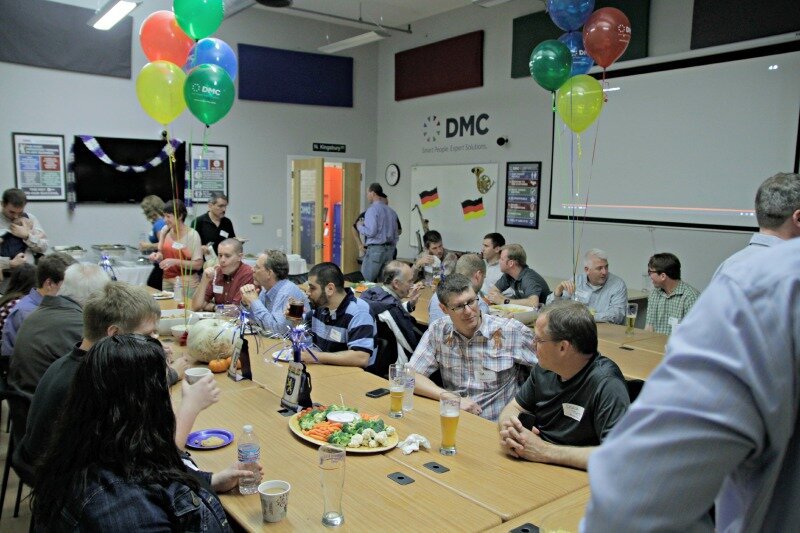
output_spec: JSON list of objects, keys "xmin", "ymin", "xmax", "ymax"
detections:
[{"xmin": 503, "ymin": 298, "xmax": 510, "ymax": 305}]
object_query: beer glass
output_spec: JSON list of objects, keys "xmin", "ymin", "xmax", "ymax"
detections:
[
  {"xmin": 439, "ymin": 391, "xmax": 460, "ymax": 455},
  {"xmin": 625, "ymin": 303, "xmax": 638, "ymax": 335},
  {"xmin": 388, "ymin": 364, "xmax": 404, "ymax": 419},
  {"xmin": 319, "ymin": 444, "xmax": 345, "ymax": 527}
]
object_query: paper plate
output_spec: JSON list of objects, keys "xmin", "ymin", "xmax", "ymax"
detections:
[
  {"xmin": 153, "ymin": 291, "xmax": 174, "ymax": 300},
  {"xmin": 186, "ymin": 428, "xmax": 234, "ymax": 450}
]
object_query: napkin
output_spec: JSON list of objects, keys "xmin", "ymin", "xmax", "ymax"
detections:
[{"xmin": 397, "ymin": 434, "xmax": 431, "ymax": 455}]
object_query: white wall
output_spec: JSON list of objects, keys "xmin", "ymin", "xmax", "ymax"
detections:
[
  {"xmin": 375, "ymin": 0, "xmax": 755, "ymax": 291},
  {"xmin": 0, "ymin": 0, "xmax": 378, "ymax": 256}
]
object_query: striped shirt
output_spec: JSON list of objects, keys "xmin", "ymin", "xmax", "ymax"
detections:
[
  {"xmin": 409, "ymin": 313, "xmax": 537, "ymax": 421},
  {"xmin": 645, "ymin": 280, "xmax": 700, "ymax": 335},
  {"xmin": 308, "ymin": 289, "xmax": 376, "ymax": 366}
]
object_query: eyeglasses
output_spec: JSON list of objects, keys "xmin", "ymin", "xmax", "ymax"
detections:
[
  {"xmin": 647, "ymin": 270, "xmax": 660, "ymax": 275},
  {"xmin": 533, "ymin": 335, "xmax": 560, "ymax": 346},
  {"xmin": 448, "ymin": 298, "xmax": 480, "ymax": 314}
]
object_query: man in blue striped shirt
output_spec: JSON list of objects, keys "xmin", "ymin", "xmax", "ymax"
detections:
[
  {"xmin": 303, "ymin": 262, "xmax": 376, "ymax": 367},
  {"xmin": 240, "ymin": 250, "xmax": 308, "ymax": 336}
]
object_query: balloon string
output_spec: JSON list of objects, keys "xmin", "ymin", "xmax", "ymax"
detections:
[
  {"xmin": 165, "ymin": 127, "xmax": 189, "ymax": 312},
  {"xmin": 551, "ymin": 92, "xmax": 556, "ymax": 113},
  {"xmin": 575, "ymin": 110, "xmax": 604, "ymax": 272}
]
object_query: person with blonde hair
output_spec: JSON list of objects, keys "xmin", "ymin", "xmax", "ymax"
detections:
[{"xmin": 138, "ymin": 194, "xmax": 166, "ymax": 253}]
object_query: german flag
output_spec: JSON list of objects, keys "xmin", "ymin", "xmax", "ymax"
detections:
[
  {"xmin": 419, "ymin": 188, "xmax": 440, "ymax": 209},
  {"xmin": 462, "ymin": 198, "xmax": 486, "ymax": 220}
]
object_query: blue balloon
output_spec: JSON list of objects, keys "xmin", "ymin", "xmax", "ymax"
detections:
[
  {"xmin": 185, "ymin": 38, "xmax": 238, "ymax": 81},
  {"xmin": 547, "ymin": 0, "xmax": 595, "ymax": 31},
  {"xmin": 558, "ymin": 31, "xmax": 594, "ymax": 76}
]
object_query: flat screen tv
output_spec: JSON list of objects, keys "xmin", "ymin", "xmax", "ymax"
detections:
[{"xmin": 73, "ymin": 136, "xmax": 185, "ymax": 204}]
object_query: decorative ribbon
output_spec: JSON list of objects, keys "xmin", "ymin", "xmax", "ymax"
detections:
[
  {"xmin": 66, "ymin": 135, "xmax": 183, "ymax": 211},
  {"xmin": 273, "ymin": 323, "xmax": 318, "ymax": 363},
  {"xmin": 99, "ymin": 254, "xmax": 117, "ymax": 281}
]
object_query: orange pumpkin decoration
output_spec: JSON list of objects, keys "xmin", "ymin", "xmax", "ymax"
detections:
[{"xmin": 208, "ymin": 358, "xmax": 228, "ymax": 373}]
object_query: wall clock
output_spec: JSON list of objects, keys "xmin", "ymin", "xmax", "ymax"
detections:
[{"xmin": 385, "ymin": 163, "xmax": 400, "ymax": 186}]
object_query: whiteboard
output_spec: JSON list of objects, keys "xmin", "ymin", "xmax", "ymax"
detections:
[
  {"xmin": 550, "ymin": 48, "xmax": 800, "ymax": 230},
  {"xmin": 410, "ymin": 163, "xmax": 499, "ymax": 253}
]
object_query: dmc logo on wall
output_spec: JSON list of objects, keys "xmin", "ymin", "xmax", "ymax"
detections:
[{"xmin": 422, "ymin": 113, "xmax": 490, "ymax": 142}]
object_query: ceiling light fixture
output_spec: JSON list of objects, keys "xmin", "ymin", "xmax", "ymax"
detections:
[
  {"xmin": 318, "ymin": 29, "xmax": 390, "ymax": 54},
  {"xmin": 87, "ymin": 0, "xmax": 141, "ymax": 30}
]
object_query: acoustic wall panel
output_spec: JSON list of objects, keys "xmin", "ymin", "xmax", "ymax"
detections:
[
  {"xmin": 238, "ymin": 44, "xmax": 353, "ymax": 108},
  {"xmin": 692, "ymin": 0, "xmax": 800, "ymax": 50},
  {"xmin": 395, "ymin": 31, "xmax": 484, "ymax": 101},
  {"xmin": 0, "ymin": 0, "xmax": 132, "ymax": 79}
]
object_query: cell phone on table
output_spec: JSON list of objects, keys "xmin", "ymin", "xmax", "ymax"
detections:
[{"xmin": 365, "ymin": 387, "xmax": 390, "ymax": 398}]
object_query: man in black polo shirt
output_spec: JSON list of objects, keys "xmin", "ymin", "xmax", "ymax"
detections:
[
  {"xmin": 497, "ymin": 300, "xmax": 629, "ymax": 470},
  {"xmin": 193, "ymin": 192, "xmax": 236, "ymax": 256},
  {"xmin": 488, "ymin": 243, "xmax": 550, "ymax": 307}
]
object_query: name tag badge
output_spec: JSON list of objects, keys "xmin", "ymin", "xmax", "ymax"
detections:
[
  {"xmin": 329, "ymin": 329, "xmax": 343, "ymax": 343},
  {"xmin": 668, "ymin": 316, "xmax": 680, "ymax": 328},
  {"xmin": 562, "ymin": 403, "xmax": 585, "ymax": 422},
  {"xmin": 213, "ymin": 285, "xmax": 224, "ymax": 294},
  {"xmin": 219, "ymin": 230, "xmax": 229, "ymax": 238},
  {"xmin": 574, "ymin": 289, "xmax": 591, "ymax": 303},
  {"xmin": 475, "ymin": 369, "xmax": 496, "ymax": 383},
  {"xmin": 172, "ymin": 242, "xmax": 184, "ymax": 250}
]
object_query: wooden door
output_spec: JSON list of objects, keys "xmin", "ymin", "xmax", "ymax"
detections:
[
  {"xmin": 340, "ymin": 162, "xmax": 362, "ymax": 274},
  {"xmin": 291, "ymin": 158, "xmax": 324, "ymax": 266}
]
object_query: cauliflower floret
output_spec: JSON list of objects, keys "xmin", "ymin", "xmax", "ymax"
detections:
[
  {"xmin": 384, "ymin": 425, "xmax": 396, "ymax": 436},
  {"xmin": 367, "ymin": 438, "xmax": 378, "ymax": 448},
  {"xmin": 347, "ymin": 434, "xmax": 364, "ymax": 448},
  {"xmin": 375, "ymin": 431, "xmax": 388, "ymax": 445},
  {"xmin": 361, "ymin": 428, "xmax": 376, "ymax": 440}
]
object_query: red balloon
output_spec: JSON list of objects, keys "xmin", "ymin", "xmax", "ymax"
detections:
[
  {"xmin": 582, "ymin": 8, "xmax": 631, "ymax": 69},
  {"xmin": 139, "ymin": 10, "xmax": 194, "ymax": 66}
]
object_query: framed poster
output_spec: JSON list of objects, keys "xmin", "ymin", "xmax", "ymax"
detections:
[
  {"xmin": 504, "ymin": 161, "xmax": 541, "ymax": 229},
  {"xmin": 12, "ymin": 133, "xmax": 66, "ymax": 201},
  {"xmin": 189, "ymin": 144, "xmax": 228, "ymax": 203}
]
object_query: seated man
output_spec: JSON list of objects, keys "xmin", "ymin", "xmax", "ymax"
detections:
[
  {"xmin": 409, "ymin": 274, "xmax": 537, "ymax": 421},
  {"xmin": 498, "ymin": 300, "xmax": 630, "ymax": 470},
  {"xmin": 14, "ymin": 282, "xmax": 215, "ymax": 484},
  {"xmin": 361, "ymin": 260, "xmax": 424, "ymax": 354},
  {"xmin": 240, "ymin": 249, "xmax": 308, "ymax": 335},
  {"xmin": 191, "ymin": 238, "xmax": 254, "ymax": 311},
  {"xmin": 488, "ymin": 244, "xmax": 550, "ymax": 307},
  {"xmin": 301, "ymin": 262, "xmax": 376, "ymax": 368},
  {"xmin": 8, "ymin": 263, "xmax": 109, "ymax": 395},
  {"xmin": 546, "ymin": 248, "xmax": 627, "ymax": 324},
  {"xmin": 413, "ymin": 230, "xmax": 459, "ymax": 280},
  {"xmin": 481, "ymin": 232, "xmax": 506, "ymax": 295},
  {"xmin": 1, "ymin": 252, "xmax": 75, "ymax": 356},
  {"xmin": 645, "ymin": 252, "xmax": 700, "ymax": 335},
  {"xmin": 429, "ymin": 253, "xmax": 491, "ymax": 324}
]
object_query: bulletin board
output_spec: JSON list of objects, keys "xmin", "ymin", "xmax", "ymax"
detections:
[{"xmin": 410, "ymin": 163, "xmax": 498, "ymax": 253}]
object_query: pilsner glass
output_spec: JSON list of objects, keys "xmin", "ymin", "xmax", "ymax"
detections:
[
  {"xmin": 319, "ymin": 444, "xmax": 345, "ymax": 527},
  {"xmin": 625, "ymin": 303, "xmax": 638, "ymax": 335},
  {"xmin": 439, "ymin": 391, "xmax": 460, "ymax": 455},
  {"xmin": 388, "ymin": 364, "xmax": 404, "ymax": 419}
]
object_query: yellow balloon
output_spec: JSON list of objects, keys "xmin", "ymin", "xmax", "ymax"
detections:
[
  {"xmin": 136, "ymin": 61, "xmax": 187, "ymax": 125},
  {"xmin": 556, "ymin": 74, "xmax": 604, "ymax": 133}
]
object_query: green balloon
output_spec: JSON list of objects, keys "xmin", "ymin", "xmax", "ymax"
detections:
[
  {"xmin": 529, "ymin": 39, "xmax": 572, "ymax": 92},
  {"xmin": 184, "ymin": 64, "xmax": 235, "ymax": 126},
  {"xmin": 174, "ymin": 0, "xmax": 224, "ymax": 40}
]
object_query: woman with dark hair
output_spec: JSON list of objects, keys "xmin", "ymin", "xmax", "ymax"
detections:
[
  {"xmin": 0, "ymin": 263, "xmax": 36, "ymax": 336},
  {"xmin": 148, "ymin": 199, "xmax": 203, "ymax": 297},
  {"xmin": 31, "ymin": 334, "xmax": 257, "ymax": 531}
]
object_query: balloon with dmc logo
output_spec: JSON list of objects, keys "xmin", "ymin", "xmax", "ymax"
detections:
[
  {"xmin": 136, "ymin": 61, "xmax": 187, "ymax": 125},
  {"xmin": 184, "ymin": 64, "xmax": 235, "ymax": 126},
  {"xmin": 558, "ymin": 31, "xmax": 594, "ymax": 76},
  {"xmin": 185, "ymin": 38, "xmax": 238, "ymax": 81}
]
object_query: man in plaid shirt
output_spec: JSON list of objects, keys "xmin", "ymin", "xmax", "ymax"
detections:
[{"xmin": 408, "ymin": 273, "xmax": 537, "ymax": 421}]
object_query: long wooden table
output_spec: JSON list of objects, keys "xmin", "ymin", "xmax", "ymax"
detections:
[
  {"xmin": 174, "ymin": 386, "xmax": 502, "ymax": 531},
  {"xmin": 483, "ymin": 486, "xmax": 591, "ymax": 533}
]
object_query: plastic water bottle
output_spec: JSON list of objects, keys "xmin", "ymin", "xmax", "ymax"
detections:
[
  {"xmin": 238, "ymin": 424, "xmax": 260, "ymax": 495},
  {"xmin": 173, "ymin": 276, "xmax": 183, "ymax": 302}
]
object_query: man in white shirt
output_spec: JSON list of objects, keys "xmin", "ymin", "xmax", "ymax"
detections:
[{"xmin": 480, "ymin": 232, "xmax": 505, "ymax": 295}]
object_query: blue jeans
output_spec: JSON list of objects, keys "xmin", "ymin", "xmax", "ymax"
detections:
[{"xmin": 361, "ymin": 244, "xmax": 395, "ymax": 281}]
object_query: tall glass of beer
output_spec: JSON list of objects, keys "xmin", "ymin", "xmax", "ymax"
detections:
[
  {"xmin": 625, "ymin": 303, "xmax": 638, "ymax": 335},
  {"xmin": 388, "ymin": 364, "xmax": 405, "ymax": 419},
  {"xmin": 439, "ymin": 391, "xmax": 460, "ymax": 455}
]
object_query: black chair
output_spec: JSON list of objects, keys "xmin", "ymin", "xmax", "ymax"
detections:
[
  {"xmin": 0, "ymin": 387, "xmax": 33, "ymax": 520},
  {"xmin": 626, "ymin": 379, "xmax": 645, "ymax": 403},
  {"xmin": 343, "ymin": 271, "xmax": 365, "ymax": 283},
  {"xmin": 0, "ymin": 355, "xmax": 10, "ymax": 432}
]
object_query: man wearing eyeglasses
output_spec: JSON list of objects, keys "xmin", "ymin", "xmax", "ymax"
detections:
[
  {"xmin": 428, "ymin": 253, "xmax": 491, "ymax": 324},
  {"xmin": 497, "ymin": 300, "xmax": 629, "ymax": 470},
  {"xmin": 645, "ymin": 253, "xmax": 700, "ymax": 335},
  {"xmin": 407, "ymin": 273, "xmax": 537, "ymax": 421}
]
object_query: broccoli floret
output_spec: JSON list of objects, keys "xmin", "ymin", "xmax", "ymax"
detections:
[{"xmin": 327, "ymin": 431, "xmax": 351, "ymax": 446}]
